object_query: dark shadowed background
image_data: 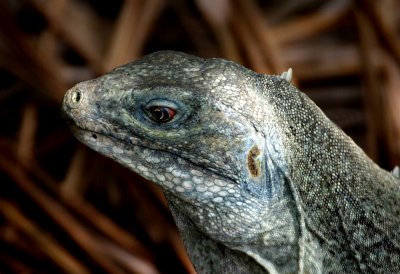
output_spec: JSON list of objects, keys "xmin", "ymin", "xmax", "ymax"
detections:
[{"xmin": 0, "ymin": 0, "xmax": 399, "ymax": 273}]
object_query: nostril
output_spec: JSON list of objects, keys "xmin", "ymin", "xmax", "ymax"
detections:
[
  {"xmin": 91, "ymin": 134, "xmax": 97, "ymax": 140},
  {"xmin": 71, "ymin": 90, "xmax": 81, "ymax": 103}
]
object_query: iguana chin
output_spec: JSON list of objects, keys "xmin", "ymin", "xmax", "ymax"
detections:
[{"xmin": 62, "ymin": 51, "xmax": 400, "ymax": 273}]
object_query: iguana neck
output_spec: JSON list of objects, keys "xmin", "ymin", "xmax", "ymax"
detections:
[
  {"xmin": 167, "ymin": 174, "xmax": 303, "ymax": 274},
  {"xmin": 263, "ymin": 78, "xmax": 400, "ymax": 272}
]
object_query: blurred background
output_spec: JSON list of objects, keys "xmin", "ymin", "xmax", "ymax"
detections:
[{"xmin": 0, "ymin": 0, "xmax": 399, "ymax": 273}]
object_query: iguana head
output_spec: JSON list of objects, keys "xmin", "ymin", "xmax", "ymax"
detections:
[{"xmin": 62, "ymin": 51, "xmax": 296, "ymax": 246}]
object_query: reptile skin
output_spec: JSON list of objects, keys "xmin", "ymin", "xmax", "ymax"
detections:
[{"xmin": 62, "ymin": 51, "xmax": 400, "ymax": 273}]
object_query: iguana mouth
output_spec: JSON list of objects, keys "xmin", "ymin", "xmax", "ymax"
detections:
[{"xmin": 70, "ymin": 121, "xmax": 239, "ymax": 193}]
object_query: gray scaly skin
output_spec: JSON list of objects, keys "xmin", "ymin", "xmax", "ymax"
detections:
[{"xmin": 62, "ymin": 51, "xmax": 400, "ymax": 273}]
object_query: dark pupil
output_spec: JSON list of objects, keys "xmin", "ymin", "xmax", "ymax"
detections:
[{"xmin": 150, "ymin": 106, "xmax": 174, "ymax": 122}]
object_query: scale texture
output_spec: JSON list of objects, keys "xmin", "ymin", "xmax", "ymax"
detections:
[{"xmin": 62, "ymin": 51, "xmax": 400, "ymax": 273}]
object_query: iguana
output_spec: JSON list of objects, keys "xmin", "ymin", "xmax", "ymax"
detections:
[{"xmin": 62, "ymin": 51, "xmax": 400, "ymax": 273}]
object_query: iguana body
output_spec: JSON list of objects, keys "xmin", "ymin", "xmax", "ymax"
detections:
[{"xmin": 62, "ymin": 51, "xmax": 400, "ymax": 273}]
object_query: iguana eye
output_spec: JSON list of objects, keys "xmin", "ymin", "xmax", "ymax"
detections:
[{"xmin": 147, "ymin": 106, "xmax": 176, "ymax": 123}]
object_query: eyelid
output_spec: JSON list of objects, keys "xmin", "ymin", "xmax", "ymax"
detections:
[{"xmin": 145, "ymin": 99, "xmax": 179, "ymax": 109}]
